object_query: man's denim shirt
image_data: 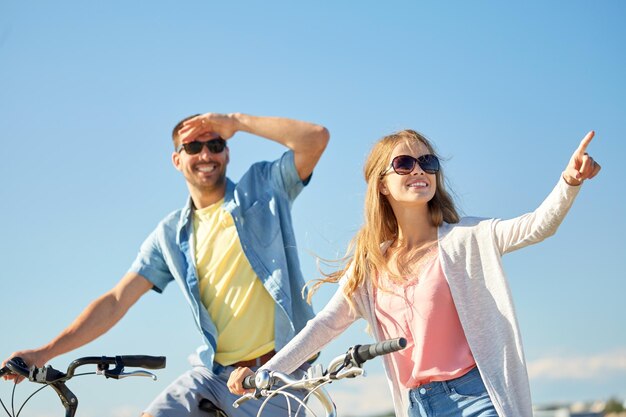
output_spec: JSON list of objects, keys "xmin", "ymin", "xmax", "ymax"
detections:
[{"xmin": 129, "ymin": 151, "xmax": 315, "ymax": 367}]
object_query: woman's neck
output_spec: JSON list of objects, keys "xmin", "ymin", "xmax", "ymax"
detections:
[{"xmin": 393, "ymin": 204, "xmax": 438, "ymax": 249}]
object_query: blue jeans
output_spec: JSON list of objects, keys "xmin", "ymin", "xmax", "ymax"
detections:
[
  {"xmin": 407, "ymin": 367, "xmax": 498, "ymax": 417},
  {"xmin": 145, "ymin": 361, "xmax": 307, "ymax": 417}
]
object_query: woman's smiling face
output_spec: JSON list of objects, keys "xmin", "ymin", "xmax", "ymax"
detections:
[{"xmin": 379, "ymin": 140, "xmax": 437, "ymax": 208}]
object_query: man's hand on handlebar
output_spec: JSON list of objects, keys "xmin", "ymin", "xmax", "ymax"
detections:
[
  {"xmin": 227, "ymin": 366, "xmax": 255, "ymax": 396},
  {"xmin": 2, "ymin": 349, "xmax": 48, "ymax": 383}
]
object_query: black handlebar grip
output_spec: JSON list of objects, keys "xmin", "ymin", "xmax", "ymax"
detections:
[
  {"xmin": 353, "ymin": 337, "xmax": 407, "ymax": 365},
  {"xmin": 118, "ymin": 355, "xmax": 166, "ymax": 369},
  {"xmin": 6, "ymin": 357, "xmax": 30, "ymax": 377},
  {"xmin": 242, "ymin": 374, "xmax": 257, "ymax": 390}
]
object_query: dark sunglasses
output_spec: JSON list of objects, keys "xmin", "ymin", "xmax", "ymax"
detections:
[
  {"xmin": 176, "ymin": 138, "xmax": 226, "ymax": 155},
  {"xmin": 382, "ymin": 154, "xmax": 440, "ymax": 176}
]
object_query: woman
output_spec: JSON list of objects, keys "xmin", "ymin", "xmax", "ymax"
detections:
[{"xmin": 228, "ymin": 129, "xmax": 601, "ymax": 417}]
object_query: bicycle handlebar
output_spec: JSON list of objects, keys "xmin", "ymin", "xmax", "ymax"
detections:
[
  {"xmin": 351, "ymin": 337, "xmax": 406, "ymax": 365},
  {"xmin": 2, "ymin": 355, "xmax": 167, "ymax": 381},
  {"xmin": 234, "ymin": 337, "xmax": 407, "ymax": 417},
  {"xmin": 115, "ymin": 355, "xmax": 166, "ymax": 369},
  {"xmin": 241, "ymin": 337, "xmax": 406, "ymax": 390},
  {"xmin": 3, "ymin": 357, "xmax": 30, "ymax": 378},
  {"xmin": 67, "ymin": 355, "xmax": 166, "ymax": 378},
  {"xmin": 1, "ymin": 354, "xmax": 166, "ymax": 417},
  {"xmin": 242, "ymin": 374, "xmax": 256, "ymax": 390}
]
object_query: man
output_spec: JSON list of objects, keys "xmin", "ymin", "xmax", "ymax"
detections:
[{"xmin": 3, "ymin": 112, "xmax": 330, "ymax": 417}]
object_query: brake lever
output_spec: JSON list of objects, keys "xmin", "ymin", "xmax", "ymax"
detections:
[
  {"xmin": 104, "ymin": 370, "xmax": 158, "ymax": 380},
  {"xmin": 233, "ymin": 392, "xmax": 260, "ymax": 408},
  {"xmin": 334, "ymin": 366, "xmax": 365, "ymax": 380}
]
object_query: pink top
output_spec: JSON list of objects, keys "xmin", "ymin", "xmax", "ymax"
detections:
[{"xmin": 374, "ymin": 251, "xmax": 475, "ymax": 388}]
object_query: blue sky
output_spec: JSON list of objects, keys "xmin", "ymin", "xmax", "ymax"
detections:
[{"xmin": 1, "ymin": 1, "xmax": 625, "ymax": 416}]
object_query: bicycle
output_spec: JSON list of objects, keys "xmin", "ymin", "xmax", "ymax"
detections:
[
  {"xmin": 233, "ymin": 337, "xmax": 406, "ymax": 417},
  {"xmin": 0, "ymin": 354, "xmax": 166, "ymax": 417}
]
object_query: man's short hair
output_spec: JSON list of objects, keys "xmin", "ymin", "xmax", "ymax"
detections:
[{"xmin": 172, "ymin": 114, "xmax": 201, "ymax": 149}]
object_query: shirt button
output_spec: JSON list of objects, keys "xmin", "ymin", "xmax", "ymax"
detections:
[{"xmin": 419, "ymin": 388, "xmax": 426, "ymax": 395}]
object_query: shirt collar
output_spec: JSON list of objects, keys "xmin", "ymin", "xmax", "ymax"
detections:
[{"xmin": 176, "ymin": 178, "xmax": 236, "ymax": 233}]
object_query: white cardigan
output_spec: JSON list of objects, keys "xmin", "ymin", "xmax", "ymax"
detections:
[{"xmin": 262, "ymin": 177, "xmax": 581, "ymax": 417}]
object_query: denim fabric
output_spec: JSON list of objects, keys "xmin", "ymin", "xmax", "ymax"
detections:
[
  {"xmin": 129, "ymin": 150, "xmax": 315, "ymax": 367},
  {"xmin": 407, "ymin": 367, "xmax": 498, "ymax": 417},
  {"xmin": 144, "ymin": 361, "xmax": 307, "ymax": 417}
]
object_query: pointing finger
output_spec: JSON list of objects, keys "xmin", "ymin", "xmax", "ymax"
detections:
[{"xmin": 575, "ymin": 131, "xmax": 595, "ymax": 155}]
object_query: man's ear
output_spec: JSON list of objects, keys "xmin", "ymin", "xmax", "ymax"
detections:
[{"xmin": 172, "ymin": 152, "xmax": 182, "ymax": 171}]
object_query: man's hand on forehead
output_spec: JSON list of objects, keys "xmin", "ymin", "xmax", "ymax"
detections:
[{"xmin": 178, "ymin": 113, "xmax": 238, "ymax": 144}]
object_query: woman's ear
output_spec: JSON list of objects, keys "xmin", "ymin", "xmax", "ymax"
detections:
[{"xmin": 379, "ymin": 180, "xmax": 390, "ymax": 195}]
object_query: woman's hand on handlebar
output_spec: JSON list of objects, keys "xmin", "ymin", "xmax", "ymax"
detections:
[{"xmin": 227, "ymin": 367, "xmax": 255, "ymax": 396}]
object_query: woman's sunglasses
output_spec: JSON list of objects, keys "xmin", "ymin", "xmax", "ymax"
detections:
[
  {"xmin": 382, "ymin": 154, "xmax": 440, "ymax": 176},
  {"xmin": 176, "ymin": 138, "xmax": 226, "ymax": 155}
]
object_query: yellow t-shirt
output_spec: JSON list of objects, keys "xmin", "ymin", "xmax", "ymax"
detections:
[{"xmin": 193, "ymin": 199, "xmax": 275, "ymax": 365}]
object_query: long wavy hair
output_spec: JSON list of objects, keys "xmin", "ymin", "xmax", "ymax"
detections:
[{"xmin": 307, "ymin": 129, "xmax": 460, "ymax": 303}]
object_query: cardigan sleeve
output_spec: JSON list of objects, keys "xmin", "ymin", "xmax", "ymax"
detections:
[
  {"xmin": 261, "ymin": 276, "xmax": 360, "ymax": 374},
  {"xmin": 491, "ymin": 176, "xmax": 581, "ymax": 255}
]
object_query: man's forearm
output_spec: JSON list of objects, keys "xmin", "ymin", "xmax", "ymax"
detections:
[
  {"xmin": 37, "ymin": 292, "xmax": 130, "ymax": 361},
  {"xmin": 35, "ymin": 273, "xmax": 151, "ymax": 363},
  {"xmin": 232, "ymin": 113, "xmax": 329, "ymax": 180},
  {"xmin": 232, "ymin": 114, "xmax": 328, "ymax": 150}
]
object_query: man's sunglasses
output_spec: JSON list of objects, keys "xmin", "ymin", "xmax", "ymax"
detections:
[
  {"xmin": 176, "ymin": 138, "xmax": 227, "ymax": 155},
  {"xmin": 382, "ymin": 154, "xmax": 440, "ymax": 176}
]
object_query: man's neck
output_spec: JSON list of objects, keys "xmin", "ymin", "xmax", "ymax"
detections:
[{"xmin": 189, "ymin": 184, "xmax": 227, "ymax": 210}]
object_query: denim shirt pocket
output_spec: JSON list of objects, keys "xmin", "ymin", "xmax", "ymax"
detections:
[{"xmin": 242, "ymin": 195, "xmax": 281, "ymax": 248}]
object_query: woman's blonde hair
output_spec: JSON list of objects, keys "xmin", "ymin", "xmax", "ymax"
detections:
[{"xmin": 307, "ymin": 129, "xmax": 460, "ymax": 302}]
